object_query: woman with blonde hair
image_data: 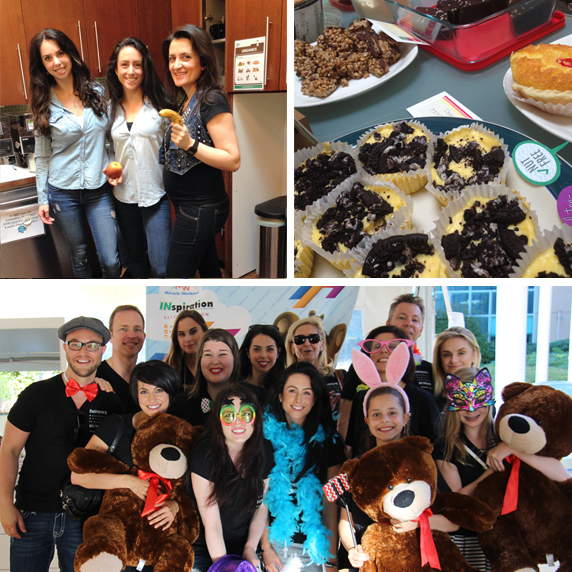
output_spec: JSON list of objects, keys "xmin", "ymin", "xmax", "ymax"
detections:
[
  {"xmin": 433, "ymin": 327, "xmax": 481, "ymax": 411},
  {"xmin": 285, "ymin": 316, "xmax": 344, "ymax": 415},
  {"xmin": 164, "ymin": 310, "xmax": 208, "ymax": 387}
]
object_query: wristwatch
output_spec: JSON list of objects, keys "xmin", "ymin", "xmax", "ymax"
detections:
[{"xmin": 187, "ymin": 138, "xmax": 199, "ymax": 155}]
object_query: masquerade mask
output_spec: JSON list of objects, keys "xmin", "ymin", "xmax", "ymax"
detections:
[
  {"xmin": 358, "ymin": 338, "xmax": 415, "ymax": 354},
  {"xmin": 445, "ymin": 368, "xmax": 495, "ymax": 411},
  {"xmin": 293, "ymin": 334, "xmax": 321, "ymax": 345},
  {"xmin": 220, "ymin": 403, "xmax": 256, "ymax": 426}
]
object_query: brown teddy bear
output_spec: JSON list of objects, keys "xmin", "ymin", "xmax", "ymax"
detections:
[
  {"xmin": 473, "ymin": 382, "xmax": 572, "ymax": 572},
  {"xmin": 341, "ymin": 436, "xmax": 496, "ymax": 572},
  {"xmin": 68, "ymin": 414, "xmax": 201, "ymax": 572}
]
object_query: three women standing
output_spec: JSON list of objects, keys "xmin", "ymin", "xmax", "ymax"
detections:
[
  {"xmin": 162, "ymin": 25, "xmax": 240, "ymax": 278},
  {"xmin": 30, "ymin": 29, "xmax": 120, "ymax": 278}
]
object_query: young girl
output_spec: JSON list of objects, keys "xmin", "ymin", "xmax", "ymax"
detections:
[
  {"xmin": 261, "ymin": 362, "xmax": 346, "ymax": 572},
  {"xmin": 164, "ymin": 309, "xmax": 209, "ymax": 388},
  {"xmin": 189, "ymin": 384, "xmax": 273, "ymax": 572},
  {"xmin": 340, "ymin": 347, "xmax": 457, "ymax": 570},
  {"xmin": 238, "ymin": 324, "xmax": 285, "ymax": 392},
  {"xmin": 105, "ymin": 37, "xmax": 173, "ymax": 278},
  {"xmin": 29, "ymin": 29, "xmax": 119, "ymax": 278},
  {"xmin": 432, "ymin": 328, "xmax": 481, "ymax": 411},
  {"xmin": 161, "ymin": 25, "xmax": 240, "ymax": 278}
]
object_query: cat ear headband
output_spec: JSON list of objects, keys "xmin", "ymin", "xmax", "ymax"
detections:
[
  {"xmin": 352, "ymin": 345, "xmax": 411, "ymax": 418},
  {"xmin": 445, "ymin": 367, "xmax": 495, "ymax": 411}
]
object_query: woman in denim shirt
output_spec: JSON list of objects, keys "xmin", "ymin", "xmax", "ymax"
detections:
[
  {"xmin": 30, "ymin": 29, "xmax": 120, "ymax": 279},
  {"xmin": 105, "ymin": 37, "xmax": 173, "ymax": 278},
  {"xmin": 161, "ymin": 25, "xmax": 240, "ymax": 278}
]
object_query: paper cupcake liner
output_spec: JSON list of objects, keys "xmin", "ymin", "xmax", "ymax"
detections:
[
  {"xmin": 294, "ymin": 141, "xmax": 360, "ymax": 228},
  {"xmin": 431, "ymin": 184, "xmax": 539, "ymax": 278},
  {"xmin": 426, "ymin": 123, "xmax": 510, "ymax": 206},
  {"xmin": 294, "ymin": 239, "xmax": 315, "ymax": 278},
  {"xmin": 504, "ymin": 69, "xmax": 572, "ymax": 118},
  {"xmin": 343, "ymin": 229, "xmax": 455, "ymax": 278},
  {"xmin": 355, "ymin": 120, "xmax": 434, "ymax": 195},
  {"xmin": 510, "ymin": 225, "xmax": 572, "ymax": 278},
  {"xmin": 300, "ymin": 175, "xmax": 412, "ymax": 271}
]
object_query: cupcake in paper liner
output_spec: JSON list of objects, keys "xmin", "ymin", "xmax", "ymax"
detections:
[
  {"xmin": 344, "ymin": 229, "xmax": 453, "ymax": 278},
  {"xmin": 504, "ymin": 68, "xmax": 572, "ymax": 118},
  {"xmin": 426, "ymin": 123, "xmax": 510, "ymax": 206},
  {"xmin": 433, "ymin": 184, "xmax": 538, "ymax": 278},
  {"xmin": 300, "ymin": 176, "xmax": 412, "ymax": 271},
  {"xmin": 511, "ymin": 225, "xmax": 572, "ymax": 278},
  {"xmin": 294, "ymin": 141, "xmax": 359, "ymax": 228},
  {"xmin": 356, "ymin": 120, "xmax": 434, "ymax": 195},
  {"xmin": 294, "ymin": 239, "xmax": 315, "ymax": 278}
]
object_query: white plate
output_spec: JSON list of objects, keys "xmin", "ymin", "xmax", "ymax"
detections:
[
  {"xmin": 294, "ymin": 21, "xmax": 418, "ymax": 109},
  {"xmin": 503, "ymin": 33, "xmax": 572, "ymax": 143}
]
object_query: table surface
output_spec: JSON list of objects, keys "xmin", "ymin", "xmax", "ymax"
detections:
[
  {"xmin": 296, "ymin": 5, "xmax": 572, "ymax": 277},
  {"xmin": 298, "ymin": 7, "xmax": 572, "ymax": 164}
]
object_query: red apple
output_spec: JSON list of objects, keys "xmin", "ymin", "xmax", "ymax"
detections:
[{"xmin": 105, "ymin": 161, "xmax": 123, "ymax": 179}]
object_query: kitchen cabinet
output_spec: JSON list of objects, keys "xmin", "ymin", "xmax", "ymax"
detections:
[
  {"xmin": 171, "ymin": 0, "xmax": 200, "ymax": 30},
  {"xmin": 0, "ymin": 0, "xmax": 30, "ymax": 105},
  {"xmin": 224, "ymin": 0, "xmax": 286, "ymax": 93},
  {"xmin": 83, "ymin": 0, "xmax": 138, "ymax": 76}
]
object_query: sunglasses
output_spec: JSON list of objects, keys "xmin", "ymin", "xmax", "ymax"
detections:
[
  {"xmin": 220, "ymin": 403, "xmax": 256, "ymax": 426},
  {"xmin": 292, "ymin": 334, "xmax": 321, "ymax": 345},
  {"xmin": 248, "ymin": 324, "xmax": 279, "ymax": 332},
  {"xmin": 358, "ymin": 338, "xmax": 415, "ymax": 354}
]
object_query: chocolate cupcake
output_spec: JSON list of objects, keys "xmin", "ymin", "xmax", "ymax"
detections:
[
  {"xmin": 427, "ymin": 123, "xmax": 509, "ymax": 205},
  {"xmin": 435, "ymin": 184, "xmax": 538, "ymax": 278},
  {"xmin": 356, "ymin": 121, "xmax": 433, "ymax": 195},
  {"xmin": 345, "ymin": 231, "xmax": 450, "ymax": 278}
]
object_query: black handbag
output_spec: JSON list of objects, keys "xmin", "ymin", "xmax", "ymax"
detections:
[{"xmin": 61, "ymin": 415, "xmax": 124, "ymax": 520}]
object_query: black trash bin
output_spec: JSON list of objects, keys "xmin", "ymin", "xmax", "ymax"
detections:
[{"xmin": 254, "ymin": 196, "xmax": 286, "ymax": 278}]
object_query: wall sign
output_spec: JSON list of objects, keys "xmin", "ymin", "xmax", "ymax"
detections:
[{"xmin": 233, "ymin": 36, "xmax": 266, "ymax": 91}]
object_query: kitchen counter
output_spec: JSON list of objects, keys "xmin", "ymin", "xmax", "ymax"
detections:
[
  {"xmin": 0, "ymin": 164, "xmax": 35, "ymax": 191},
  {"xmin": 295, "ymin": 9, "xmax": 572, "ymax": 277}
]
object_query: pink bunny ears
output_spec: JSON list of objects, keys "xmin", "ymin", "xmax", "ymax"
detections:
[{"xmin": 352, "ymin": 346, "xmax": 411, "ymax": 417}]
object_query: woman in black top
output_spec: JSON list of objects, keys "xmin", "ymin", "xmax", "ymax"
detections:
[
  {"xmin": 189, "ymin": 384, "xmax": 273, "ymax": 572},
  {"xmin": 164, "ymin": 309, "xmax": 209, "ymax": 388},
  {"xmin": 161, "ymin": 25, "xmax": 240, "ymax": 278},
  {"xmin": 70, "ymin": 361, "xmax": 181, "ymax": 572}
]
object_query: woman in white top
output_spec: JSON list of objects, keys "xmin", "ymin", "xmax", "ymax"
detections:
[{"xmin": 105, "ymin": 37, "xmax": 173, "ymax": 278}]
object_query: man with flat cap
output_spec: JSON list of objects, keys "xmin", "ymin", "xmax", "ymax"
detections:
[{"xmin": 0, "ymin": 316, "xmax": 123, "ymax": 572}]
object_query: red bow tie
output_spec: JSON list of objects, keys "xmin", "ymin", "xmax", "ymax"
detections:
[
  {"xmin": 65, "ymin": 378, "xmax": 98, "ymax": 401},
  {"xmin": 412, "ymin": 508, "xmax": 441, "ymax": 570},
  {"xmin": 138, "ymin": 470, "xmax": 173, "ymax": 517}
]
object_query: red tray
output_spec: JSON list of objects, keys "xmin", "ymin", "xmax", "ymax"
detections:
[{"xmin": 421, "ymin": 10, "xmax": 565, "ymax": 70}]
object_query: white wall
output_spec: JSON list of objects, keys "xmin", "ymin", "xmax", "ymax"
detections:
[{"xmin": 232, "ymin": 92, "xmax": 287, "ymax": 277}]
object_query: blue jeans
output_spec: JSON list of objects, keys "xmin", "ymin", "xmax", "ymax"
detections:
[
  {"xmin": 48, "ymin": 183, "xmax": 120, "ymax": 279},
  {"xmin": 114, "ymin": 195, "xmax": 171, "ymax": 278},
  {"xmin": 10, "ymin": 510, "xmax": 83, "ymax": 572},
  {"xmin": 166, "ymin": 197, "xmax": 229, "ymax": 278}
]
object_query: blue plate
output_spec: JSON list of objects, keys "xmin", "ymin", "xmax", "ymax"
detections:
[{"xmin": 338, "ymin": 116, "xmax": 572, "ymax": 199}]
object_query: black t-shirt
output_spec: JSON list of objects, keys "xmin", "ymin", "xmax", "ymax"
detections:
[
  {"xmin": 414, "ymin": 359, "xmax": 434, "ymax": 395},
  {"xmin": 190, "ymin": 439, "xmax": 275, "ymax": 557},
  {"xmin": 97, "ymin": 360, "xmax": 140, "ymax": 413},
  {"xmin": 95, "ymin": 413, "xmax": 137, "ymax": 466},
  {"xmin": 433, "ymin": 432, "xmax": 489, "ymax": 536},
  {"xmin": 8, "ymin": 374, "xmax": 123, "ymax": 511},
  {"xmin": 346, "ymin": 386, "xmax": 440, "ymax": 455},
  {"xmin": 163, "ymin": 93, "xmax": 231, "ymax": 207}
]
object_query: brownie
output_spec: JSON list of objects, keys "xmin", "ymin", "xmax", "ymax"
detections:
[
  {"xmin": 441, "ymin": 194, "xmax": 531, "ymax": 277},
  {"xmin": 316, "ymin": 183, "xmax": 395, "ymax": 254},
  {"xmin": 295, "ymin": 151, "xmax": 357, "ymax": 211},
  {"xmin": 359, "ymin": 122, "xmax": 429, "ymax": 176},
  {"xmin": 362, "ymin": 234, "xmax": 435, "ymax": 278},
  {"xmin": 432, "ymin": 136, "xmax": 505, "ymax": 195},
  {"xmin": 416, "ymin": 0, "xmax": 508, "ymax": 24}
]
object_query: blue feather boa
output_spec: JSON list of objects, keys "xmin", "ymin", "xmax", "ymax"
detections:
[{"xmin": 263, "ymin": 411, "xmax": 332, "ymax": 565}]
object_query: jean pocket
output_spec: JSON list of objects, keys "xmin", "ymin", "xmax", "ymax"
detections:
[
  {"xmin": 212, "ymin": 204, "xmax": 229, "ymax": 236},
  {"xmin": 174, "ymin": 205, "xmax": 200, "ymax": 246}
]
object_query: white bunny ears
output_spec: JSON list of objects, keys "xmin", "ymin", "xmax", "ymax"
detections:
[{"xmin": 352, "ymin": 345, "xmax": 411, "ymax": 417}]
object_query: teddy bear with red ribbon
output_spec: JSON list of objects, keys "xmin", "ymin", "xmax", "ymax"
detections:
[
  {"xmin": 68, "ymin": 414, "xmax": 201, "ymax": 572},
  {"xmin": 473, "ymin": 382, "xmax": 572, "ymax": 572}
]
